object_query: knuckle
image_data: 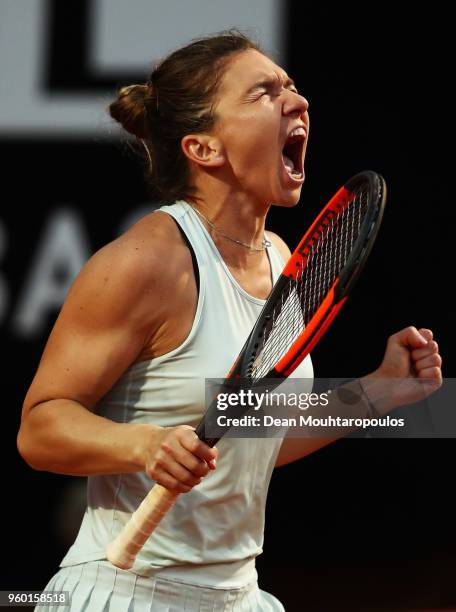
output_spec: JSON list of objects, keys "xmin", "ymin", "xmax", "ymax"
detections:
[
  {"xmin": 154, "ymin": 455, "xmax": 167, "ymax": 469},
  {"xmin": 161, "ymin": 441, "xmax": 173, "ymax": 455},
  {"xmin": 180, "ymin": 429, "xmax": 199, "ymax": 448},
  {"xmin": 400, "ymin": 326, "xmax": 416, "ymax": 338},
  {"xmin": 170, "ymin": 426, "xmax": 184, "ymax": 441},
  {"xmin": 180, "ymin": 425, "xmax": 195, "ymax": 436},
  {"xmin": 191, "ymin": 438, "xmax": 202, "ymax": 453}
]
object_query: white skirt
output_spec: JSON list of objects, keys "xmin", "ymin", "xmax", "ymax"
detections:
[{"xmin": 35, "ymin": 561, "xmax": 285, "ymax": 612}]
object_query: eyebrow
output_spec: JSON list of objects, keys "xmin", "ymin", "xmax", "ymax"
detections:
[{"xmin": 244, "ymin": 73, "xmax": 296, "ymax": 96}]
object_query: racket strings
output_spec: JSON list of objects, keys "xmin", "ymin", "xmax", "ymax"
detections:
[
  {"xmin": 251, "ymin": 188, "xmax": 369, "ymax": 379},
  {"xmin": 261, "ymin": 210, "xmax": 342, "ymax": 360}
]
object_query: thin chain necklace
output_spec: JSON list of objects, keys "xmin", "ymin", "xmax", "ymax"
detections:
[{"xmin": 191, "ymin": 206, "xmax": 271, "ymax": 252}]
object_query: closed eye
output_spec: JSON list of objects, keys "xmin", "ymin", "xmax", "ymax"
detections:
[
  {"xmin": 261, "ymin": 85, "xmax": 298, "ymax": 98},
  {"xmin": 245, "ymin": 79, "xmax": 299, "ymax": 103},
  {"xmin": 262, "ymin": 89, "xmax": 280, "ymax": 97}
]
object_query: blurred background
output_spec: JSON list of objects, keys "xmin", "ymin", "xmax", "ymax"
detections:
[{"xmin": 1, "ymin": 1, "xmax": 454, "ymax": 610}]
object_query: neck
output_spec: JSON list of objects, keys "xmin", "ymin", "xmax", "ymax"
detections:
[{"xmin": 188, "ymin": 181, "xmax": 271, "ymax": 269}]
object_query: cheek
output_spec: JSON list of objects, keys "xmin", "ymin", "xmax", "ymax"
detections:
[
  {"xmin": 236, "ymin": 132, "xmax": 280, "ymax": 178},
  {"xmin": 223, "ymin": 109, "xmax": 279, "ymax": 161}
]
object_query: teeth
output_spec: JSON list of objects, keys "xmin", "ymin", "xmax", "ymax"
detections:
[{"xmin": 289, "ymin": 127, "xmax": 305, "ymax": 138}]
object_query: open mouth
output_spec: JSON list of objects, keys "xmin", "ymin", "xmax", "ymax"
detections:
[{"xmin": 282, "ymin": 130, "xmax": 305, "ymax": 181}]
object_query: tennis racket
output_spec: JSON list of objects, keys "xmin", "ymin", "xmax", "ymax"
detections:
[{"xmin": 106, "ymin": 170, "xmax": 386, "ymax": 569}]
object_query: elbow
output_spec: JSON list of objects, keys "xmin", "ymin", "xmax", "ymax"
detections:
[{"xmin": 17, "ymin": 420, "xmax": 46, "ymax": 471}]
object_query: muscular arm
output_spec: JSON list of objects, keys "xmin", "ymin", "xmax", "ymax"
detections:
[
  {"xmin": 17, "ymin": 214, "xmax": 216, "ymax": 487},
  {"xmin": 274, "ymin": 380, "xmax": 372, "ymax": 467},
  {"xmin": 275, "ymin": 327, "xmax": 442, "ymax": 467}
]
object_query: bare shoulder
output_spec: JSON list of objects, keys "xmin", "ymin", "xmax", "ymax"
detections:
[
  {"xmin": 96, "ymin": 210, "xmax": 187, "ymax": 284},
  {"xmin": 266, "ymin": 230, "xmax": 292, "ymax": 263},
  {"xmin": 21, "ymin": 210, "xmax": 192, "ymax": 415},
  {"xmin": 71, "ymin": 211, "xmax": 188, "ymax": 319},
  {"xmin": 47, "ymin": 208, "xmax": 193, "ymax": 360}
]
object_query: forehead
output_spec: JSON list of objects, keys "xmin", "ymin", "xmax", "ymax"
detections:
[{"xmin": 218, "ymin": 49, "xmax": 289, "ymax": 97}]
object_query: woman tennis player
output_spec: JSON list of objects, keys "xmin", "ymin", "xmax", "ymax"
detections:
[{"xmin": 18, "ymin": 31, "xmax": 442, "ymax": 611}]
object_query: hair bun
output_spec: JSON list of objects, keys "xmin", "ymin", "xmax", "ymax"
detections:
[{"xmin": 109, "ymin": 83, "xmax": 153, "ymax": 139}]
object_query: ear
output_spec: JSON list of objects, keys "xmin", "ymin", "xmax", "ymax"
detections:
[{"xmin": 181, "ymin": 134, "xmax": 225, "ymax": 168}]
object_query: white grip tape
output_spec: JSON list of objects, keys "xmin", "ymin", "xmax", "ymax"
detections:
[{"xmin": 106, "ymin": 484, "xmax": 179, "ymax": 569}]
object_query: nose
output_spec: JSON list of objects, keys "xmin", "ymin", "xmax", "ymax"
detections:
[{"xmin": 283, "ymin": 90, "xmax": 309, "ymax": 117}]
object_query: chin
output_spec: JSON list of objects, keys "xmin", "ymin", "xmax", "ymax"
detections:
[{"xmin": 273, "ymin": 185, "xmax": 304, "ymax": 208}]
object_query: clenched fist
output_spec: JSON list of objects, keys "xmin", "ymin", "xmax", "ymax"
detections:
[{"xmin": 360, "ymin": 326, "xmax": 443, "ymax": 415}]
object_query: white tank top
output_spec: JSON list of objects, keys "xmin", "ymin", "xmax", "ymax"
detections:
[{"xmin": 60, "ymin": 201, "xmax": 314, "ymax": 588}]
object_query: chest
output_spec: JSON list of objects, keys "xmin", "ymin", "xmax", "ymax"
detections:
[{"xmin": 226, "ymin": 259, "xmax": 273, "ymax": 300}]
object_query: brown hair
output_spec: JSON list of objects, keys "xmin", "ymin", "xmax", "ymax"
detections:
[{"xmin": 109, "ymin": 30, "xmax": 261, "ymax": 202}]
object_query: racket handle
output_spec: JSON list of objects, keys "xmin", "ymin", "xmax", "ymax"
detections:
[{"xmin": 106, "ymin": 484, "xmax": 179, "ymax": 569}]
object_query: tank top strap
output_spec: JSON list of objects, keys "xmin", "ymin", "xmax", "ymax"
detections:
[{"xmin": 157, "ymin": 201, "xmax": 210, "ymax": 268}]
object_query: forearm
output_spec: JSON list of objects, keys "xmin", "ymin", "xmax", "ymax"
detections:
[
  {"xmin": 276, "ymin": 326, "xmax": 443, "ymax": 467},
  {"xmin": 275, "ymin": 378, "xmax": 373, "ymax": 467},
  {"xmin": 17, "ymin": 399, "xmax": 159, "ymax": 476}
]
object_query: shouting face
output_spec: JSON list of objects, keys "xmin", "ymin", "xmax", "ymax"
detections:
[{"xmin": 210, "ymin": 49, "xmax": 310, "ymax": 207}]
